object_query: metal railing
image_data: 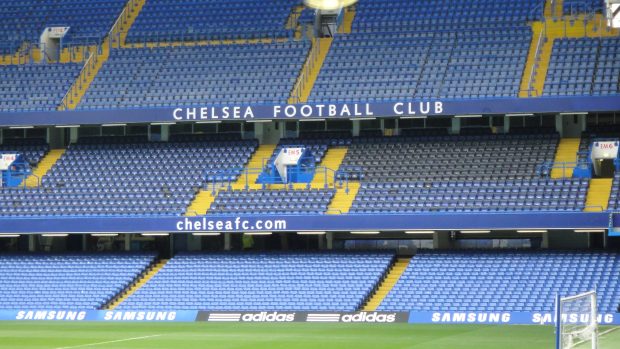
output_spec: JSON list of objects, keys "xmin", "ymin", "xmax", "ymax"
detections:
[
  {"xmin": 59, "ymin": 49, "xmax": 99, "ymax": 110},
  {"xmin": 289, "ymin": 36, "xmax": 321, "ymax": 104},
  {"xmin": 203, "ymin": 164, "xmax": 358, "ymax": 193},
  {"xmin": 526, "ymin": 23, "xmax": 547, "ymax": 97},
  {"xmin": 115, "ymin": 27, "xmax": 301, "ymax": 48},
  {"xmin": 536, "ymin": 160, "xmax": 580, "ymax": 177}
]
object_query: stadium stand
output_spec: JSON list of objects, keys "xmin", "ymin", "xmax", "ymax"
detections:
[
  {"xmin": 543, "ymin": 37, "xmax": 618, "ymax": 96},
  {"xmin": 117, "ymin": 252, "xmax": 394, "ymax": 311},
  {"xmin": 607, "ymin": 172, "xmax": 620, "ymax": 210},
  {"xmin": 208, "ymin": 189, "xmax": 336, "ymax": 215},
  {"xmin": 307, "ymin": 0, "xmax": 539, "ymax": 102},
  {"xmin": 563, "ymin": 0, "xmax": 604, "ymax": 16},
  {"xmin": 78, "ymin": 42, "xmax": 310, "ymax": 109},
  {"xmin": 0, "ymin": 138, "xmax": 49, "ymax": 166},
  {"xmin": 339, "ymin": 133, "xmax": 558, "ymax": 182},
  {"xmin": 378, "ymin": 250, "xmax": 620, "ymax": 313},
  {"xmin": 0, "ymin": 136, "xmax": 257, "ymax": 217},
  {"xmin": 0, "ymin": 0, "xmax": 127, "ymax": 51},
  {"xmin": 336, "ymin": 133, "xmax": 589, "ymax": 213},
  {"xmin": 0, "ymin": 253, "xmax": 155, "ymax": 309},
  {"xmin": 0, "ymin": 63, "xmax": 82, "ymax": 112},
  {"xmin": 124, "ymin": 0, "xmax": 296, "ymax": 43}
]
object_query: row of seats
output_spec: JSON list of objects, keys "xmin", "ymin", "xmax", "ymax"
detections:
[
  {"xmin": 126, "ymin": 0, "xmax": 296, "ymax": 43},
  {"xmin": 545, "ymin": 37, "xmax": 620, "ymax": 96},
  {"xmin": 79, "ymin": 42, "xmax": 309, "ymax": 109},
  {"xmin": 379, "ymin": 251, "xmax": 620, "ymax": 313},
  {"xmin": 0, "ymin": 0, "xmax": 127, "ymax": 53},
  {"xmin": 0, "ymin": 254, "xmax": 155, "ymax": 309},
  {"xmin": 0, "ymin": 136, "xmax": 258, "ymax": 217},
  {"xmin": 208, "ymin": 189, "xmax": 336, "ymax": 215},
  {"xmin": 0, "ymin": 64, "xmax": 81, "ymax": 112},
  {"xmin": 118, "ymin": 252, "xmax": 394, "ymax": 311}
]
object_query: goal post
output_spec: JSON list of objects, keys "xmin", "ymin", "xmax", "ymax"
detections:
[{"xmin": 556, "ymin": 291, "xmax": 598, "ymax": 349}]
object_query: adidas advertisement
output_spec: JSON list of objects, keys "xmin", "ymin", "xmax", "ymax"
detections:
[{"xmin": 196, "ymin": 311, "xmax": 409, "ymax": 323}]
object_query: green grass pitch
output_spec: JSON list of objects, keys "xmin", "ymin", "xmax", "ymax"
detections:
[{"xmin": 0, "ymin": 322, "xmax": 619, "ymax": 349}]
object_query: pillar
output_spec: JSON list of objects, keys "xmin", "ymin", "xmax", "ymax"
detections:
[
  {"xmin": 160, "ymin": 125, "xmax": 169, "ymax": 142},
  {"xmin": 352, "ymin": 120, "xmax": 360, "ymax": 137},
  {"xmin": 124, "ymin": 234, "xmax": 130, "ymax": 251},
  {"xmin": 433, "ymin": 231, "xmax": 452, "ymax": 249},
  {"xmin": 28, "ymin": 235, "xmax": 36, "ymax": 252},
  {"xmin": 450, "ymin": 118, "xmax": 461, "ymax": 135},
  {"xmin": 224, "ymin": 233, "xmax": 231, "ymax": 251},
  {"xmin": 326, "ymin": 232, "xmax": 334, "ymax": 250}
]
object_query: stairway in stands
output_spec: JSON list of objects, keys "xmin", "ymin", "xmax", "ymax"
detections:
[
  {"xmin": 584, "ymin": 178, "xmax": 612, "ymax": 212},
  {"xmin": 327, "ymin": 182, "xmax": 360, "ymax": 214},
  {"xmin": 551, "ymin": 138, "xmax": 580, "ymax": 178},
  {"xmin": 362, "ymin": 258, "xmax": 410, "ymax": 311},
  {"xmin": 289, "ymin": 37, "xmax": 333, "ymax": 103},
  {"xmin": 186, "ymin": 190, "xmax": 218, "ymax": 216},
  {"xmin": 24, "ymin": 149, "xmax": 65, "ymax": 187},
  {"xmin": 59, "ymin": 0, "xmax": 147, "ymax": 109},
  {"xmin": 311, "ymin": 147, "xmax": 348, "ymax": 188},
  {"xmin": 119, "ymin": 0, "xmax": 148, "ymax": 47},
  {"xmin": 105, "ymin": 259, "xmax": 168, "ymax": 310},
  {"xmin": 520, "ymin": 0, "xmax": 619, "ymax": 97},
  {"xmin": 338, "ymin": 6, "xmax": 356, "ymax": 34},
  {"xmin": 231, "ymin": 144, "xmax": 277, "ymax": 190}
]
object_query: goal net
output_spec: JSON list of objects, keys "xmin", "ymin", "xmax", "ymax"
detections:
[{"xmin": 556, "ymin": 291, "xmax": 598, "ymax": 349}]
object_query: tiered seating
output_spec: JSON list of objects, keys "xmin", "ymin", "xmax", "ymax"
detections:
[
  {"xmin": 607, "ymin": 172, "xmax": 620, "ymax": 210},
  {"xmin": 0, "ymin": 0, "xmax": 38, "ymax": 54},
  {"xmin": 352, "ymin": 179, "xmax": 588, "ymax": 213},
  {"xmin": 593, "ymin": 37, "xmax": 620, "ymax": 95},
  {"xmin": 309, "ymin": 0, "xmax": 538, "ymax": 102},
  {"xmin": 0, "ymin": 0, "xmax": 127, "ymax": 51},
  {"xmin": 0, "ymin": 136, "xmax": 258, "ymax": 217},
  {"xmin": 79, "ymin": 42, "xmax": 309, "ymax": 109},
  {"xmin": 0, "ymin": 63, "xmax": 82, "ymax": 112},
  {"xmin": 297, "ymin": 7, "xmax": 315, "ymax": 26},
  {"xmin": 0, "ymin": 254, "xmax": 155, "ymax": 309},
  {"xmin": 355, "ymin": 0, "xmax": 541, "ymax": 23},
  {"xmin": 340, "ymin": 133, "xmax": 588, "ymax": 213},
  {"xmin": 126, "ymin": 0, "xmax": 295, "ymax": 43},
  {"xmin": 545, "ymin": 37, "xmax": 620, "ymax": 96},
  {"xmin": 0, "ymin": 138, "xmax": 49, "ymax": 166},
  {"xmin": 564, "ymin": 0, "xmax": 604, "ymax": 16},
  {"xmin": 118, "ymin": 252, "xmax": 394, "ymax": 311},
  {"xmin": 209, "ymin": 189, "xmax": 336, "ymax": 215},
  {"xmin": 339, "ymin": 133, "xmax": 558, "ymax": 182},
  {"xmin": 379, "ymin": 250, "xmax": 620, "ymax": 313},
  {"xmin": 544, "ymin": 38, "xmax": 598, "ymax": 96}
]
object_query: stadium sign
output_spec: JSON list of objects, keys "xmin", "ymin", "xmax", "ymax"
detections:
[
  {"xmin": 171, "ymin": 102, "xmax": 444, "ymax": 121},
  {"xmin": 1, "ymin": 310, "xmax": 199, "ymax": 322},
  {"xmin": 0, "ymin": 211, "xmax": 609, "ymax": 234},
  {"xmin": 196, "ymin": 311, "xmax": 409, "ymax": 323},
  {"xmin": 0, "ymin": 96, "xmax": 619, "ymax": 126},
  {"xmin": 408, "ymin": 312, "xmax": 620, "ymax": 325},
  {"xmin": 1, "ymin": 310, "xmax": 619, "ymax": 324}
]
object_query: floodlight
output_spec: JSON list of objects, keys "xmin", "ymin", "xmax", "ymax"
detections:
[{"xmin": 304, "ymin": 0, "xmax": 358, "ymax": 10}]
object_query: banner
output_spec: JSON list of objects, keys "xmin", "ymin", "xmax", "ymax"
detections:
[
  {"xmin": 0, "ymin": 310, "xmax": 198, "ymax": 322},
  {"xmin": 408, "ymin": 311, "xmax": 620, "ymax": 325},
  {"xmin": 196, "ymin": 311, "xmax": 409, "ymax": 323},
  {"xmin": 1, "ymin": 96, "xmax": 619, "ymax": 126},
  {"xmin": 2, "ymin": 310, "xmax": 619, "ymax": 324},
  {"xmin": 0, "ymin": 211, "xmax": 609, "ymax": 234}
]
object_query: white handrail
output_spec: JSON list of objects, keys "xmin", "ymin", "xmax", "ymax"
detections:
[
  {"xmin": 60, "ymin": 50, "xmax": 97, "ymax": 109},
  {"xmin": 527, "ymin": 24, "xmax": 546, "ymax": 97}
]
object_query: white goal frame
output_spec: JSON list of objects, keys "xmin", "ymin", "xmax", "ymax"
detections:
[{"xmin": 555, "ymin": 291, "xmax": 598, "ymax": 349}]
